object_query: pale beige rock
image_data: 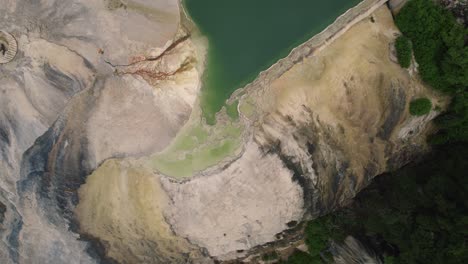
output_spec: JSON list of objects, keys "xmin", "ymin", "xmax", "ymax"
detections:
[
  {"xmin": 75, "ymin": 160, "xmax": 200, "ymax": 264},
  {"xmin": 161, "ymin": 142, "xmax": 304, "ymax": 259},
  {"xmin": 77, "ymin": 5, "xmax": 444, "ymax": 263},
  {"xmin": 0, "ymin": 1, "xmax": 447, "ymax": 263},
  {"xmin": 0, "ymin": 0, "xmax": 183, "ymax": 263},
  {"xmin": 247, "ymin": 6, "xmax": 441, "ymax": 204},
  {"xmin": 0, "ymin": 31, "xmax": 17, "ymax": 64},
  {"xmin": 56, "ymin": 0, "xmax": 180, "ymax": 66},
  {"xmin": 87, "ymin": 38, "xmax": 200, "ymax": 165}
]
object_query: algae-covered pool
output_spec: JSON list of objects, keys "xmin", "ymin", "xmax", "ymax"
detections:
[
  {"xmin": 149, "ymin": 121, "xmax": 243, "ymax": 178},
  {"xmin": 184, "ymin": 0, "xmax": 362, "ymax": 123}
]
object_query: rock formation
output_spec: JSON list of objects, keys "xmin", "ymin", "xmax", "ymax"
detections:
[
  {"xmin": 0, "ymin": 31, "xmax": 17, "ymax": 64},
  {"xmin": 0, "ymin": 0, "xmax": 201, "ymax": 263},
  {"xmin": 0, "ymin": 1, "xmax": 444, "ymax": 263}
]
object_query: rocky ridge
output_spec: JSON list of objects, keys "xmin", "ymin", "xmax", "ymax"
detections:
[
  {"xmin": 0, "ymin": 0, "xmax": 201, "ymax": 263},
  {"xmin": 0, "ymin": 0, "xmax": 446, "ymax": 263}
]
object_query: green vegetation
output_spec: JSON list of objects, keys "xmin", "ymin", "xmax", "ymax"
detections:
[
  {"xmin": 347, "ymin": 144, "xmax": 468, "ymax": 263},
  {"xmin": 225, "ymin": 100, "xmax": 240, "ymax": 120},
  {"xmin": 395, "ymin": 36, "xmax": 412, "ymax": 68},
  {"xmin": 239, "ymin": 98, "xmax": 256, "ymax": 118},
  {"xmin": 284, "ymin": 144, "xmax": 468, "ymax": 263},
  {"xmin": 282, "ymin": 2, "xmax": 468, "ymax": 263},
  {"xmin": 409, "ymin": 97, "xmax": 432, "ymax": 116},
  {"xmin": 149, "ymin": 122, "xmax": 243, "ymax": 178},
  {"xmin": 432, "ymin": 90, "xmax": 468, "ymax": 144},
  {"xmin": 304, "ymin": 216, "xmax": 342, "ymax": 260},
  {"xmin": 395, "ymin": 0, "xmax": 468, "ymax": 143},
  {"xmin": 395, "ymin": 0, "xmax": 467, "ymax": 93},
  {"xmin": 285, "ymin": 250, "xmax": 321, "ymax": 264},
  {"xmin": 281, "ymin": 215, "xmax": 345, "ymax": 263},
  {"xmin": 262, "ymin": 251, "xmax": 279, "ymax": 261}
]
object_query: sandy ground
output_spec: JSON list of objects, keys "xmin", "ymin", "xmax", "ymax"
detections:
[{"xmin": 75, "ymin": 160, "xmax": 202, "ymax": 263}]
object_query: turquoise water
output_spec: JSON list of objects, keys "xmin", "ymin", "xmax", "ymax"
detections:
[{"xmin": 184, "ymin": 0, "xmax": 361, "ymax": 123}]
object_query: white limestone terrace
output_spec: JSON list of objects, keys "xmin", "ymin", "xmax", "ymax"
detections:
[
  {"xmin": 0, "ymin": 0, "xmax": 188, "ymax": 263},
  {"xmin": 0, "ymin": 0, "xmax": 433, "ymax": 263},
  {"xmin": 161, "ymin": 142, "xmax": 305, "ymax": 260}
]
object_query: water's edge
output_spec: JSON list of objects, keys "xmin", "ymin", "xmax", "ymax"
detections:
[{"xmin": 229, "ymin": 0, "xmax": 388, "ymax": 111}]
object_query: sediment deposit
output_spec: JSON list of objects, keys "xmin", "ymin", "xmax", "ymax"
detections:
[
  {"xmin": 0, "ymin": 0, "xmax": 446, "ymax": 263},
  {"xmin": 0, "ymin": 0, "xmax": 201, "ymax": 263}
]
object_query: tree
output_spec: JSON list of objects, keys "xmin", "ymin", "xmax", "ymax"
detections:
[
  {"xmin": 395, "ymin": 0, "xmax": 468, "ymax": 143},
  {"xmin": 395, "ymin": 36, "xmax": 412, "ymax": 68},
  {"xmin": 284, "ymin": 250, "xmax": 321, "ymax": 264},
  {"xmin": 409, "ymin": 98, "xmax": 432, "ymax": 116}
]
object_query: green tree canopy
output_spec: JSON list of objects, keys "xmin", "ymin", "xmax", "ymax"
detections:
[
  {"xmin": 395, "ymin": 36, "xmax": 412, "ymax": 68},
  {"xmin": 409, "ymin": 98, "xmax": 432, "ymax": 116}
]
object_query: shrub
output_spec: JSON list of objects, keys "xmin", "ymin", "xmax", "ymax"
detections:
[
  {"xmin": 395, "ymin": 0, "xmax": 466, "ymax": 92},
  {"xmin": 395, "ymin": 0, "xmax": 468, "ymax": 143},
  {"xmin": 395, "ymin": 36, "xmax": 412, "ymax": 68},
  {"xmin": 285, "ymin": 250, "xmax": 321, "ymax": 264},
  {"xmin": 409, "ymin": 98, "xmax": 432, "ymax": 116},
  {"xmin": 291, "ymin": 144, "xmax": 468, "ymax": 264},
  {"xmin": 261, "ymin": 251, "xmax": 278, "ymax": 261}
]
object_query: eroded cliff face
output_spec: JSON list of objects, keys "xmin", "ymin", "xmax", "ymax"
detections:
[
  {"xmin": 143, "ymin": 6, "xmax": 443, "ymax": 261},
  {"xmin": 251, "ymin": 6, "xmax": 438, "ymax": 214},
  {"xmin": 75, "ymin": 160, "xmax": 202, "ymax": 263},
  {"xmin": 0, "ymin": 0, "xmax": 202, "ymax": 263},
  {"xmin": 0, "ymin": 1, "xmax": 445, "ymax": 264}
]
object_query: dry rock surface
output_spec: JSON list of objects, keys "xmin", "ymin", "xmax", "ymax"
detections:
[
  {"xmin": 160, "ymin": 142, "xmax": 304, "ymax": 259},
  {"xmin": 0, "ymin": 0, "xmax": 201, "ymax": 263},
  {"xmin": 0, "ymin": 1, "xmax": 444, "ymax": 264},
  {"xmin": 243, "ymin": 6, "xmax": 443, "ymax": 215}
]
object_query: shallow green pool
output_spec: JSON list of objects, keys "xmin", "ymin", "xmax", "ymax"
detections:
[{"xmin": 184, "ymin": 0, "xmax": 361, "ymax": 123}]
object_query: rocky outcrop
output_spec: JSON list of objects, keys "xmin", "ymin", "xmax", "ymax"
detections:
[
  {"xmin": 0, "ymin": 0, "xmax": 202, "ymax": 263},
  {"xmin": 74, "ymin": 4, "xmax": 444, "ymax": 263},
  {"xmin": 156, "ymin": 5, "xmax": 444, "ymax": 261},
  {"xmin": 440, "ymin": 0, "xmax": 468, "ymax": 26},
  {"xmin": 0, "ymin": 31, "xmax": 17, "ymax": 64},
  {"xmin": 0, "ymin": 1, "xmax": 445, "ymax": 264},
  {"xmin": 160, "ymin": 142, "xmax": 304, "ymax": 260},
  {"xmin": 331, "ymin": 236, "xmax": 382, "ymax": 264},
  {"xmin": 75, "ymin": 160, "xmax": 203, "ymax": 263},
  {"xmin": 247, "ymin": 5, "xmax": 442, "ymax": 216}
]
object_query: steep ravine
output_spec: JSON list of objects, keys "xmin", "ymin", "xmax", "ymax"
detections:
[{"xmin": 0, "ymin": 1, "xmax": 446, "ymax": 264}]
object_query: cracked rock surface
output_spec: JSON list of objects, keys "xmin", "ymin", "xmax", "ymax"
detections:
[
  {"xmin": 0, "ymin": 1, "xmax": 446, "ymax": 264},
  {"xmin": 0, "ymin": 0, "xmax": 202, "ymax": 263}
]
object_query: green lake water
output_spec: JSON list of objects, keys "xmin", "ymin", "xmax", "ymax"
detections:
[{"xmin": 184, "ymin": 0, "xmax": 362, "ymax": 123}]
